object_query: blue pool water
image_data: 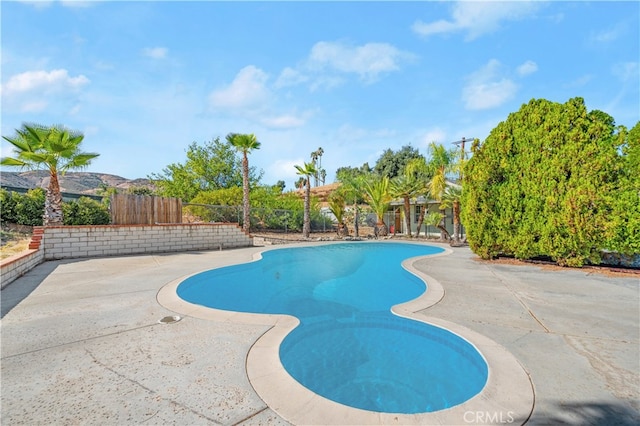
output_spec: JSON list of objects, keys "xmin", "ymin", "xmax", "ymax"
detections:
[{"xmin": 177, "ymin": 242, "xmax": 488, "ymax": 413}]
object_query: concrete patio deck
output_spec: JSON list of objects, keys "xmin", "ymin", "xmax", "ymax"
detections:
[{"xmin": 1, "ymin": 243, "xmax": 638, "ymax": 425}]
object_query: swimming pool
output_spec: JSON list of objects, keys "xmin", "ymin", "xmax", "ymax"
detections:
[{"xmin": 176, "ymin": 242, "xmax": 488, "ymax": 413}]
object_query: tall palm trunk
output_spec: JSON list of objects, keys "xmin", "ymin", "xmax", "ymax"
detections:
[
  {"xmin": 415, "ymin": 205, "xmax": 426, "ymax": 238},
  {"xmin": 45, "ymin": 171, "xmax": 64, "ymax": 226},
  {"xmin": 353, "ymin": 200, "xmax": 359, "ymax": 237},
  {"xmin": 375, "ymin": 220, "xmax": 388, "ymax": 238},
  {"xmin": 303, "ymin": 178, "xmax": 311, "ymax": 238},
  {"xmin": 452, "ymin": 199, "xmax": 461, "ymax": 243},
  {"xmin": 438, "ymin": 217, "xmax": 450, "ymax": 241},
  {"xmin": 403, "ymin": 197, "xmax": 412, "ymax": 237},
  {"xmin": 241, "ymin": 153, "xmax": 250, "ymax": 232}
]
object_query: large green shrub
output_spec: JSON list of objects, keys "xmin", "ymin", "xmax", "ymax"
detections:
[
  {"xmin": 185, "ymin": 187, "xmax": 243, "ymax": 222},
  {"xmin": 0, "ymin": 188, "xmax": 19, "ymax": 224},
  {"xmin": 605, "ymin": 121, "xmax": 640, "ymax": 255},
  {"xmin": 62, "ymin": 197, "xmax": 110, "ymax": 225},
  {"xmin": 0, "ymin": 188, "xmax": 46, "ymax": 226},
  {"xmin": 251, "ymin": 187, "xmax": 307, "ymax": 231},
  {"xmin": 182, "ymin": 185, "xmax": 314, "ymax": 231},
  {"xmin": 1, "ymin": 188, "xmax": 110, "ymax": 226},
  {"xmin": 461, "ymin": 97, "xmax": 632, "ymax": 267}
]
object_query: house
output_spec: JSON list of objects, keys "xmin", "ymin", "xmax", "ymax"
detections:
[
  {"xmin": 387, "ymin": 181, "xmax": 463, "ymax": 238},
  {"xmin": 299, "ymin": 181, "xmax": 463, "ymax": 238}
]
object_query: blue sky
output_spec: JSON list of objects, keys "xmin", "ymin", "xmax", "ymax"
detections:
[{"xmin": 2, "ymin": 1, "xmax": 638, "ymax": 190}]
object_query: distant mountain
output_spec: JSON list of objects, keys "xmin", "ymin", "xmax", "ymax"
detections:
[{"xmin": 0, "ymin": 171, "xmax": 153, "ymax": 195}]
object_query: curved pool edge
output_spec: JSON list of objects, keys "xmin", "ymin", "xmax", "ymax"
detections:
[{"xmin": 156, "ymin": 241, "xmax": 535, "ymax": 425}]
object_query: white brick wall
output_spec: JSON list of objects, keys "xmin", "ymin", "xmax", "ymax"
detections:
[
  {"xmin": 40, "ymin": 223, "xmax": 253, "ymax": 260},
  {"xmin": 1, "ymin": 224, "xmax": 253, "ymax": 287},
  {"xmin": 0, "ymin": 249, "xmax": 45, "ymax": 289}
]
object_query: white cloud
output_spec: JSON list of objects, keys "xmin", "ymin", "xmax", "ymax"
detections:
[
  {"xmin": 612, "ymin": 62, "xmax": 639, "ymax": 82},
  {"xmin": 309, "ymin": 75, "xmax": 345, "ymax": 92},
  {"xmin": 306, "ymin": 41, "xmax": 414, "ymax": 83},
  {"xmin": 274, "ymin": 67, "xmax": 309, "ymax": 89},
  {"xmin": 18, "ymin": 0, "xmax": 96, "ymax": 8},
  {"xmin": 209, "ymin": 65, "xmax": 270, "ymax": 110},
  {"xmin": 20, "ymin": 101, "xmax": 48, "ymax": 113},
  {"xmin": 1, "ymin": 69, "xmax": 89, "ymax": 95},
  {"xmin": 412, "ymin": 1, "xmax": 542, "ymax": 41},
  {"xmin": 420, "ymin": 128, "xmax": 447, "ymax": 146},
  {"xmin": 16, "ymin": 0, "xmax": 53, "ymax": 9},
  {"xmin": 1, "ymin": 69, "xmax": 89, "ymax": 115},
  {"xmin": 462, "ymin": 59, "xmax": 517, "ymax": 110},
  {"xmin": 517, "ymin": 60, "xmax": 538, "ymax": 76},
  {"xmin": 208, "ymin": 66, "xmax": 312, "ymax": 129},
  {"xmin": 564, "ymin": 74, "xmax": 593, "ymax": 88},
  {"xmin": 269, "ymin": 158, "xmax": 305, "ymax": 182},
  {"xmin": 60, "ymin": 0, "xmax": 96, "ymax": 8},
  {"xmin": 142, "ymin": 47, "xmax": 168, "ymax": 59},
  {"xmin": 259, "ymin": 113, "xmax": 308, "ymax": 129},
  {"xmin": 69, "ymin": 104, "xmax": 82, "ymax": 115},
  {"xmin": 273, "ymin": 40, "xmax": 414, "ymax": 93},
  {"xmin": 591, "ymin": 22, "xmax": 627, "ymax": 44}
]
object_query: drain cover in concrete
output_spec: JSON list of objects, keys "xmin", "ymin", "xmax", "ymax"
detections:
[{"xmin": 158, "ymin": 315, "xmax": 182, "ymax": 324}]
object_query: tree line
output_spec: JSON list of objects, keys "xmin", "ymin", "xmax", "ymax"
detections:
[{"xmin": 2, "ymin": 96, "xmax": 638, "ymax": 266}]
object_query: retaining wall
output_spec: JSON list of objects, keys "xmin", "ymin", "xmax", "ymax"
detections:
[
  {"xmin": 40, "ymin": 223, "xmax": 253, "ymax": 260},
  {"xmin": 0, "ymin": 223, "xmax": 253, "ymax": 287},
  {"xmin": 0, "ymin": 249, "xmax": 45, "ymax": 289}
]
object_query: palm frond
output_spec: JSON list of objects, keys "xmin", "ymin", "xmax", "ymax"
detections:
[{"xmin": 0, "ymin": 157, "xmax": 29, "ymax": 168}]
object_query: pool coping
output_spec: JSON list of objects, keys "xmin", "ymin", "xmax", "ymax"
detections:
[{"xmin": 156, "ymin": 241, "xmax": 535, "ymax": 425}]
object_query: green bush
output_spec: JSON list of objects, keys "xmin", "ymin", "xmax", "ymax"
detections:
[
  {"xmin": 182, "ymin": 185, "xmax": 319, "ymax": 232},
  {"xmin": 185, "ymin": 187, "xmax": 243, "ymax": 222},
  {"xmin": 4, "ymin": 188, "xmax": 46, "ymax": 226},
  {"xmin": 63, "ymin": 197, "xmax": 111, "ymax": 225},
  {"xmin": 462, "ymin": 97, "xmax": 632, "ymax": 267},
  {"xmin": 604, "ymin": 122, "xmax": 640, "ymax": 255},
  {"xmin": 1, "ymin": 188, "xmax": 111, "ymax": 226},
  {"xmin": 0, "ymin": 188, "xmax": 18, "ymax": 224},
  {"xmin": 17, "ymin": 189, "xmax": 46, "ymax": 226}
]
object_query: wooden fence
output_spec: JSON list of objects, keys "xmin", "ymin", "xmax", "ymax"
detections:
[{"xmin": 110, "ymin": 194, "xmax": 182, "ymax": 225}]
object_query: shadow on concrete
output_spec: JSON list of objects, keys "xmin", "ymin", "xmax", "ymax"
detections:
[
  {"xmin": 518, "ymin": 401, "xmax": 639, "ymax": 425},
  {"xmin": 1, "ymin": 261, "xmax": 61, "ymax": 318}
]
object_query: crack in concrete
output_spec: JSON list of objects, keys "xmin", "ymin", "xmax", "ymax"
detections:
[
  {"xmin": 1, "ymin": 323, "xmax": 158, "ymax": 359},
  {"xmin": 85, "ymin": 348, "xmax": 223, "ymax": 425},
  {"xmin": 487, "ymin": 266, "xmax": 552, "ymax": 333},
  {"xmin": 231, "ymin": 406, "xmax": 270, "ymax": 426}
]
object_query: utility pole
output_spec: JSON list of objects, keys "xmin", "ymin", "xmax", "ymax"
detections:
[
  {"xmin": 451, "ymin": 137, "xmax": 474, "ymax": 180},
  {"xmin": 451, "ymin": 137, "xmax": 471, "ymax": 160}
]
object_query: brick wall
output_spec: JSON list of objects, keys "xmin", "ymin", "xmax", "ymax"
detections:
[
  {"xmin": 0, "ymin": 249, "xmax": 45, "ymax": 289},
  {"xmin": 0, "ymin": 223, "xmax": 253, "ymax": 287},
  {"xmin": 40, "ymin": 223, "xmax": 253, "ymax": 260}
]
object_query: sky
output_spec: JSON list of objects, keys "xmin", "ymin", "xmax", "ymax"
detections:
[{"xmin": 1, "ymin": 1, "xmax": 639, "ymax": 190}]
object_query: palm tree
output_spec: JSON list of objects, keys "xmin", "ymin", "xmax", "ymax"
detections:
[
  {"xmin": 427, "ymin": 142, "xmax": 455, "ymax": 200},
  {"xmin": 310, "ymin": 147, "xmax": 325, "ymax": 186},
  {"xmin": 227, "ymin": 133, "xmax": 261, "ymax": 232},
  {"xmin": 328, "ymin": 190, "xmax": 348, "ymax": 237},
  {"xmin": 405, "ymin": 157, "xmax": 432, "ymax": 237},
  {"xmin": 427, "ymin": 142, "xmax": 456, "ymax": 240},
  {"xmin": 426, "ymin": 211, "xmax": 451, "ymax": 240},
  {"xmin": 337, "ymin": 173, "xmax": 367, "ymax": 237},
  {"xmin": 363, "ymin": 176, "xmax": 391, "ymax": 237},
  {"xmin": 389, "ymin": 173, "xmax": 422, "ymax": 237},
  {"xmin": 1, "ymin": 123, "xmax": 99, "ymax": 226},
  {"xmin": 294, "ymin": 161, "xmax": 317, "ymax": 238},
  {"xmin": 440, "ymin": 185, "xmax": 463, "ymax": 244}
]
